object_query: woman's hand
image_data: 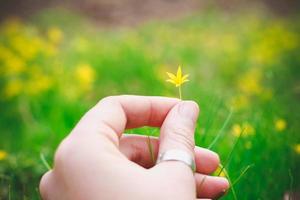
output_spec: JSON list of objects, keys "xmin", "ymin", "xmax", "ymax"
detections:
[{"xmin": 40, "ymin": 95, "xmax": 229, "ymax": 200}]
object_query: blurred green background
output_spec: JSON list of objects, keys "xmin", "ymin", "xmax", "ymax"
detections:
[{"xmin": 0, "ymin": 0, "xmax": 299, "ymax": 199}]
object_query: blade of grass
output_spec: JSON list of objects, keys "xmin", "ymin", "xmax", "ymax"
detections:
[
  {"xmin": 146, "ymin": 136, "xmax": 155, "ymax": 165},
  {"xmin": 217, "ymin": 128, "xmax": 244, "ymax": 176},
  {"xmin": 232, "ymin": 164, "xmax": 254, "ymax": 186},
  {"xmin": 288, "ymin": 169, "xmax": 293, "ymax": 200},
  {"xmin": 40, "ymin": 152, "xmax": 52, "ymax": 171},
  {"xmin": 219, "ymin": 163, "xmax": 237, "ymax": 200},
  {"xmin": 207, "ymin": 109, "xmax": 233, "ymax": 150},
  {"xmin": 201, "ymin": 98, "xmax": 222, "ymax": 143},
  {"xmin": 9, "ymin": 184, "xmax": 11, "ymax": 200}
]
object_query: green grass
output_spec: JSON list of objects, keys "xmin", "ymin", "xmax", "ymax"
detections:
[{"xmin": 0, "ymin": 6, "xmax": 300, "ymax": 199}]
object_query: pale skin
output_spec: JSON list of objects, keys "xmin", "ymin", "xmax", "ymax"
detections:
[{"xmin": 40, "ymin": 95, "xmax": 229, "ymax": 200}]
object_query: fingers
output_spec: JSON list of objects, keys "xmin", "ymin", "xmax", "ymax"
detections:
[
  {"xmin": 120, "ymin": 134, "xmax": 219, "ymax": 174},
  {"xmin": 119, "ymin": 134, "xmax": 159, "ymax": 168},
  {"xmin": 40, "ymin": 170, "xmax": 63, "ymax": 200},
  {"xmin": 158, "ymin": 101, "xmax": 199, "ymax": 158},
  {"xmin": 40, "ymin": 171, "xmax": 52, "ymax": 199},
  {"xmin": 195, "ymin": 147, "xmax": 219, "ymax": 174},
  {"xmin": 72, "ymin": 95, "xmax": 179, "ymax": 145},
  {"xmin": 195, "ymin": 173, "xmax": 229, "ymax": 199}
]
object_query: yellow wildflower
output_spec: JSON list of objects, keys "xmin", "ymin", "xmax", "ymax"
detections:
[
  {"xmin": 232, "ymin": 124, "xmax": 242, "ymax": 137},
  {"xmin": 0, "ymin": 150, "xmax": 8, "ymax": 160},
  {"xmin": 238, "ymin": 69, "xmax": 263, "ymax": 96},
  {"xmin": 229, "ymin": 95, "xmax": 249, "ymax": 110},
  {"xmin": 275, "ymin": 119, "xmax": 287, "ymax": 132},
  {"xmin": 243, "ymin": 123, "xmax": 255, "ymax": 136},
  {"xmin": 75, "ymin": 63, "xmax": 95, "ymax": 90},
  {"xmin": 294, "ymin": 144, "xmax": 300, "ymax": 154},
  {"xmin": 47, "ymin": 27, "xmax": 63, "ymax": 44},
  {"xmin": 214, "ymin": 166, "xmax": 226, "ymax": 177},
  {"xmin": 166, "ymin": 66, "xmax": 189, "ymax": 99},
  {"xmin": 4, "ymin": 55, "xmax": 25, "ymax": 75},
  {"xmin": 4, "ymin": 79, "xmax": 23, "ymax": 98},
  {"xmin": 231, "ymin": 122, "xmax": 255, "ymax": 137},
  {"xmin": 166, "ymin": 66, "xmax": 189, "ymax": 87}
]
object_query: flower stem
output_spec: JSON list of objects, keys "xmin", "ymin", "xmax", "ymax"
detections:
[{"xmin": 178, "ymin": 85, "xmax": 182, "ymax": 99}]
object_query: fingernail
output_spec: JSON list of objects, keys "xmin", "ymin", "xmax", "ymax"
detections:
[{"xmin": 178, "ymin": 101, "xmax": 199, "ymax": 122}]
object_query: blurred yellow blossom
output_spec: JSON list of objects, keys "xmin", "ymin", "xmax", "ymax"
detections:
[
  {"xmin": 229, "ymin": 95, "xmax": 249, "ymax": 110},
  {"xmin": 47, "ymin": 27, "xmax": 63, "ymax": 44},
  {"xmin": 214, "ymin": 166, "xmax": 226, "ymax": 177},
  {"xmin": 0, "ymin": 150, "xmax": 8, "ymax": 160},
  {"xmin": 75, "ymin": 63, "xmax": 95, "ymax": 90},
  {"xmin": 232, "ymin": 124, "xmax": 242, "ymax": 137},
  {"xmin": 4, "ymin": 79, "xmax": 23, "ymax": 98},
  {"xmin": 232, "ymin": 122, "xmax": 255, "ymax": 137},
  {"xmin": 238, "ymin": 69, "xmax": 263, "ymax": 95},
  {"xmin": 294, "ymin": 144, "xmax": 300, "ymax": 154},
  {"xmin": 275, "ymin": 119, "xmax": 287, "ymax": 132},
  {"xmin": 26, "ymin": 75, "xmax": 53, "ymax": 96},
  {"xmin": 3, "ymin": 55, "xmax": 25, "ymax": 75}
]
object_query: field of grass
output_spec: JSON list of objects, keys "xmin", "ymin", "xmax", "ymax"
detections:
[{"xmin": 0, "ymin": 6, "xmax": 300, "ymax": 199}]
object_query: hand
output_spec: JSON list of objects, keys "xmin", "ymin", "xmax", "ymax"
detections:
[{"xmin": 40, "ymin": 95, "xmax": 229, "ymax": 200}]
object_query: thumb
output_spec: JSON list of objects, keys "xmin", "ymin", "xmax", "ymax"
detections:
[{"xmin": 158, "ymin": 101, "xmax": 199, "ymax": 159}]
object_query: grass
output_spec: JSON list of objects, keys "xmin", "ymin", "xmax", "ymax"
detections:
[{"xmin": 0, "ymin": 6, "xmax": 300, "ymax": 199}]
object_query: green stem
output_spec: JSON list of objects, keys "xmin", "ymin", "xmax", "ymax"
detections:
[
  {"xmin": 147, "ymin": 136, "xmax": 155, "ymax": 165},
  {"xmin": 178, "ymin": 85, "xmax": 182, "ymax": 99},
  {"xmin": 40, "ymin": 152, "xmax": 52, "ymax": 171}
]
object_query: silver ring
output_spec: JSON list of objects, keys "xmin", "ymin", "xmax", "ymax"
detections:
[{"xmin": 156, "ymin": 149, "xmax": 196, "ymax": 172}]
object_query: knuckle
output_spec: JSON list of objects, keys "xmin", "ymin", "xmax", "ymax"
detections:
[
  {"xmin": 54, "ymin": 138, "xmax": 76, "ymax": 169},
  {"xmin": 166, "ymin": 125, "xmax": 194, "ymax": 149},
  {"xmin": 98, "ymin": 95, "xmax": 119, "ymax": 104}
]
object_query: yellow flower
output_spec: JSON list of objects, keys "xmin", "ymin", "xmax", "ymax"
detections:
[
  {"xmin": 231, "ymin": 122, "xmax": 255, "ymax": 137},
  {"xmin": 47, "ymin": 27, "xmax": 63, "ymax": 44},
  {"xmin": 232, "ymin": 124, "xmax": 242, "ymax": 137},
  {"xmin": 166, "ymin": 66, "xmax": 189, "ymax": 87},
  {"xmin": 4, "ymin": 79, "xmax": 23, "ymax": 98},
  {"xmin": 214, "ymin": 166, "xmax": 226, "ymax": 177},
  {"xmin": 0, "ymin": 150, "xmax": 8, "ymax": 160},
  {"xmin": 294, "ymin": 144, "xmax": 300, "ymax": 154},
  {"xmin": 238, "ymin": 69, "xmax": 263, "ymax": 95},
  {"xmin": 75, "ymin": 63, "xmax": 95, "ymax": 90},
  {"xmin": 275, "ymin": 119, "xmax": 287, "ymax": 132},
  {"xmin": 228, "ymin": 95, "xmax": 249, "ymax": 110}
]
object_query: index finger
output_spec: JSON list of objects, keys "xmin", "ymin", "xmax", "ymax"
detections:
[{"xmin": 72, "ymin": 95, "xmax": 179, "ymax": 145}]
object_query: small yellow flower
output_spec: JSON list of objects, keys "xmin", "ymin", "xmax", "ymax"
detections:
[
  {"xmin": 294, "ymin": 144, "xmax": 300, "ymax": 154},
  {"xmin": 166, "ymin": 66, "xmax": 189, "ymax": 87},
  {"xmin": 275, "ymin": 119, "xmax": 287, "ymax": 132},
  {"xmin": 231, "ymin": 122, "xmax": 255, "ymax": 137},
  {"xmin": 47, "ymin": 27, "xmax": 63, "ymax": 44},
  {"xmin": 0, "ymin": 150, "xmax": 8, "ymax": 160},
  {"xmin": 75, "ymin": 63, "xmax": 95, "ymax": 90},
  {"xmin": 214, "ymin": 166, "xmax": 226, "ymax": 177},
  {"xmin": 4, "ymin": 79, "xmax": 23, "ymax": 98},
  {"xmin": 232, "ymin": 124, "xmax": 242, "ymax": 137}
]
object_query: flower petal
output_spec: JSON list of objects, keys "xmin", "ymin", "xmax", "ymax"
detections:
[
  {"xmin": 166, "ymin": 79, "xmax": 176, "ymax": 85},
  {"xmin": 182, "ymin": 74, "xmax": 189, "ymax": 81},
  {"xmin": 166, "ymin": 72, "xmax": 176, "ymax": 80},
  {"xmin": 176, "ymin": 66, "xmax": 182, "ymax": 79}
]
